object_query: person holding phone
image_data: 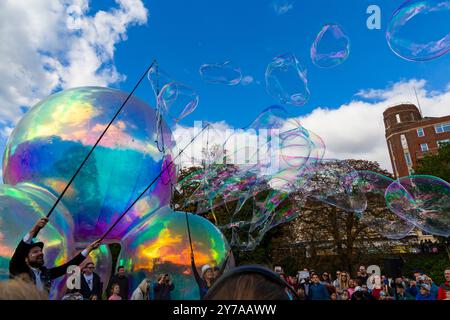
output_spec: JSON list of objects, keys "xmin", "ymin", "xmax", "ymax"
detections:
[{"xmin": 153, "ymin": 274, "xmax": 175, "ymax": 300}]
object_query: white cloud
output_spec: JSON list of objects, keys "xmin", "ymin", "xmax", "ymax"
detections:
[
  {"xmin": 300, "ymin": 79, "xmax": 450, "ymax": 171},
  {"xmin": 0, "ymin": 0, "xmax": 148, "ymax": 136},
  {"xmin": 271, "ymin": 0, "xmax": 294, "ymax": 15},
  {"xmin": 172, "ymin": 121, "xmax": 234, "ymax": 167}
]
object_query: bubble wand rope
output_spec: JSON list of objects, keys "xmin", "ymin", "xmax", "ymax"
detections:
[
  {"xmin": 185, "ymin": 211, "xmax": 195, "ymax": 258},
  {"xmin": 33, "ymin": 60, "xmax": 158, "ymax": 238},
  {"xmin": 98, "ymin": 123, "xmax": 210, "ymax": 242}
]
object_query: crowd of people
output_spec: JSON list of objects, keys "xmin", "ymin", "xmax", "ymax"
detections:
[
  {"xmin": 276, "ymin": 265, "xmax": 450, "ymax": 300},
  {"xmin": 1, "ymin": 217, "xmax": 449, "ymax": 301},
  {"xmin": 418, "ymin": 240, "xmax": 446, "ymax": 254}
]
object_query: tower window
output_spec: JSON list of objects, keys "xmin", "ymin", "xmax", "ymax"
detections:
[
  {"xmin": 435, "ymin": 122, "xmax": 450, "ymax": 133},
  {"xmin": 420, "ymin": 143, "xmax": 428, "ymax": 152},
  {"xmin": 400, "ymin": 134, "xmax": 408, "ymax": 149},
  {"xmin": 417, "ymin": 128, "xmax": 424, "ymax": 137},
  {"xmin": 438, "ymin": 139, "xmax": 450, "ymax": 147},
  {"xmin": 404, "ymin": 152, "xmax": 412, "ymax": 166}
]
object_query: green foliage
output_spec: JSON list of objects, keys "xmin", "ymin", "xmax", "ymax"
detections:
[{"xmin": 416, "ymin": 142, "xmax": 450, "ymax": 182}]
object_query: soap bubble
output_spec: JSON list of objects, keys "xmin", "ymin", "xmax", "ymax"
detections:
[
  {"xmin": 199, "ymin": 61, "xmax": 242, "ymax": 85},
  {"xmin": 265, "ymin": 53, "xmax": 310, "ymax": 106},
  {"xmin": 117, "ymin": 206, "xmax": 233, "ymax": 300},
  {"xmin": 157, "ymin": 82, "xmax": 199, "ymax": 123},
  {"xmin": 3, "ymin": 87, "xmax": 173, "ymax": 242},
  {"xmin": 385, "ymin": 175, "xmax": 450, "ymax": 236},
  {"xmin": 0, "ymin": 183, "xmax": 74, "ymax": 299},
  {"xmin": 302, "ymin": 159, "xmax": 367, "ymax": 213},
  {"xmin": 177, "ymin": 107, "xmax": 326, "ymax": 249},
  {"xmin": 352, "ymin": 171, "xmax": 415, "ymax": 239},
  {"xmin": 311, "ymin": 23, "xmax": 350, "ymax": 68}
]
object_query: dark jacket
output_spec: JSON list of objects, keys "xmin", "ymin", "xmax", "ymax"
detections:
[
  {"xmin": 191, "ymin": 259, "xmax": 209, "ymax": 299},
  {"xmin": 357, "ymin": 275, "xmax": 369, "ymax": 286},
  {"xmin": 80, "ymin": 272, "xmax": 103, "ymax": 300},
  {"xmin": 308, "ymin": 283, "xmax": 330, "ymax": 300},
  {"xmin": 9, "ymin": 240, "xmax": 86, "ymax": 293},
  {"xmin": 394, "ymin": 291, "xmax": 415, "ymax": 300},
  {"xmin": 153, "ymin": 282, "xmax": 175, "ymax": 300},
  {"xmin": 107, "ymin": 274, "xmax": 129, "ymax": 300}
]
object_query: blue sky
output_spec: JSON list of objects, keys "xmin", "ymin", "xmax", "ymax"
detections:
[{"xmin": 0, "ymin": 0, "xmax": 449, "ymax": 173}]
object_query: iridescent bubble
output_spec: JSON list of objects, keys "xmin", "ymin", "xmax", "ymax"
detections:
[
  {"xmin": 157, "ymin": 82, "xmax": 199, "ymax": 123},
  {"xmin": 303, "ymin": 159, "xmax": 367, "ymax": 212},
  {"xmin": 199, "ymin": 61, "xmax": 242, "ymax": 85},
  {"xmin": 308, "ymin": 130, "xmax": 326, "ymax": 161},
  {"xmin": 244, "ymin": 106, "xmax": 314, "ymax": 173},
  {"xmin": 385, "ymin": 175, "xmax": 450, "ymax": 236},
  {"xmin": 178, "ymin": 107, "xmax": 326, "ymax": 249},
  {"xmin": 3, "ymin": 87, "xmax": 173, "ymax": 242},
  {"xmin": 148, "ymin": 65, "xmax": 199, "ymax": 149},
  {"xmin": 352, "ymin": 171, "xmax": 415, "ymax": 240},
  {"xmin": 265, "ymin": 53, "xmax": 310, "ymax": 106},
  {"xmin": 147, "ymin": 64, "xmax": 173, "ymax": 97},
  {"xmin": 118, "ymin": 206, "xmax": 233, "ymax": 300},
  {"xmin": 386, "ymin": 0, "xmax": 450, "ymax": 61},
  {"xmin": 311, "ymin": 23, "xmax": 350, "ymax": 68},
  {"xmin": 0, "ymin": 183, "xmax": 74, "ymax": 299},
  {"xmin": 279, "ymin": 127, "xmax": 313, "ymax": 168}
]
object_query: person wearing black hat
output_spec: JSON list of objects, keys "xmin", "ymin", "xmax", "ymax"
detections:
[{"xmin": 9, "ymin": 217, "xmax": 101, "ymax": 293}]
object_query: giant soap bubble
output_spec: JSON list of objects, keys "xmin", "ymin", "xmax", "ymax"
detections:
[
  {"xmin": 265, "ymin": 53, "xmax": 310, "ymax": 106},
  {"xmin": 0, "ymin": 183, "xmax": 75, "ymax": 299},
  {"xmin": 117, "ymin": 206, "xmax": 233, "ymax": 300},
  {"xmin": 385, "ymin": 175, "xmax": 450, "ymax": 236},
  {"xmin": 311, "ymin": 23, "xmax": 350, "ymax": 68},
  {"xmin": 386, "ymin": 0, "xmax": 450, "ymax": 61},
  {"xmin": 3, "ymin": 87, "xmax": 174, "ymax": 242}
]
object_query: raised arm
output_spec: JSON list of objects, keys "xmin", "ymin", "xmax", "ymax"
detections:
[{"xmin": 49, "ymin": 239, "xmax": 101, "ymax": 279}]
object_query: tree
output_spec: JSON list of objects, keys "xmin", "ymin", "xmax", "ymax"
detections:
[{"xmin": 415, "ymin": 142, "xmax": 450, "ymax": 182}]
